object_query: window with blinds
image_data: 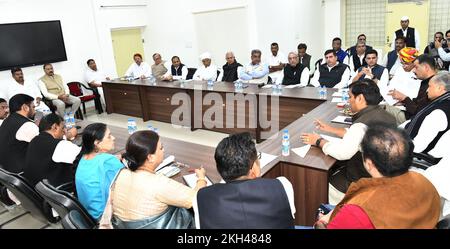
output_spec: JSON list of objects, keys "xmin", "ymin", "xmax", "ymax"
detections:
[
  {"xmin": 345, "ymin": 0, "xmax": 386, "ymax": 48},
  {"xmin": 428, "ymin": 0, "xmax": 450, "ymax": 41}
]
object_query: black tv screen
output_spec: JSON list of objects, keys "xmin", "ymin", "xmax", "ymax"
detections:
[{"xmin": 0, "ymin": 20, "xmax": 67, "ymax": 71}]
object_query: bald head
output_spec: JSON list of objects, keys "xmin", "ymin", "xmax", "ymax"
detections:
[{"xmin": 225, "ymin": 52, "xmax": 236, "ymax": 65}]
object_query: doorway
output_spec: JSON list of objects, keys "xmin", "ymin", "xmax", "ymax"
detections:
[
  {"xmin": 385, "ymin": 0, "xmax": 430, "ymax": 53},
  {"xmin": 111, "ymin": 28, "xmax": 145, "ymax": 77}
]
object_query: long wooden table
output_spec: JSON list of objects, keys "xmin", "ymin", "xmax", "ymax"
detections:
[
  {"xmin": 102, "ymin": 79, "xmax": 325, "ymax": 143},
  {"xmin": 78, "ymin": 92, "xmax": 348, "ymax": 226}
]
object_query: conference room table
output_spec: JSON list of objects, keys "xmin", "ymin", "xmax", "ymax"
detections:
[
  {"xmin": 102, "ymin": 79, "xmax": 326, "ymax": 143},
  {"xmin": 77, "ymin": 90, "xmax": 349, "ymax": 226}
]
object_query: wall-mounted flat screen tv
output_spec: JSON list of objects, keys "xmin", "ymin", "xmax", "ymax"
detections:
[{"xmin": 0, "ymin": 20, "xmax": 67, "ymax": 71}]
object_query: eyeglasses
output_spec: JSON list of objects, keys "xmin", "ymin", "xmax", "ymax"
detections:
[{"xmin": 257, "ymin": 151, "xmax": 262, "ymax": 159}]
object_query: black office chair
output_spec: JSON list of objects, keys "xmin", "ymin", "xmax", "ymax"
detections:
[
  {"xmin": 35, "ymin": 180, "xmax": 96, "ymax": 228},
  {"xmin": 411, "ymin": 153, "xmax": 441, "ymax": 170},
  {"xmin": 0, "ymin": 167, "xmax": 58, "ymax": 224},
  {"xmin": 216, "ymin": 70, "xmax": 220, "ymax": 81},
  {"xmin": 437, "ymin": 214, "xmax": 450, "ymax": 229},
  {"xmin": 0, "ymin": 183, "xmax": 15, "ymax": 206},
  {"xmin": 61, "ymin": 210, "xmax": 96, "ymax": 229},
  {"xmin": 187, "ymin": 68, "xmax": 197, "ymax": 80}
]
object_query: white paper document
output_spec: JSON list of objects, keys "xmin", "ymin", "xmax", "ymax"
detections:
[
  {"xmin": 292, "ymin": 145, "xmax": 311, "ymax": 158},
  {"xmin": 378, "ymin": 82, "xmax": 398, "ymax": 106},
  {"xmin": 331, "ymin": 97, "xmax": 343, "ymax": 103},
  {"xmin": 285, "ymin": 84, "xmax": 300, "ymax": 89},
  {"xmin": 331, "ymin": 116, "xmax": 352, "ymax": 125},
  {"xmin": 260, "ymin": 152, "xmax": 278, "ymax": 169},
  {"xmin": 332, "ymin": 92, "xmax": 343, "ymax": 97},
  {"xmin": 262, "ymin": 85, "xmax": 273, "ymax": 89},
  {"xmin": 183, "ymin": 173, "xmax": 213, "ymax": 188},
  {"xmin": 155, "ymin": 155, "xmax": 175, "ymax": 172}
]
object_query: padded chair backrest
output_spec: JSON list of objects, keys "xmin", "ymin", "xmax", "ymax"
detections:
[
  {"xmin": 62, "ymin": 210, "xmax": 94, "ymax": 229},
  {"xmin": 67, "ymin": 82, "xmax": 83, "ymax": 97},
  {"xmin": 35, "ymin": 180, "xmax": 96, "ymax": 227},
  {"xmin": 314, "ymin": 58, "xmax": 323, "ymax": 72},
  {"xmin": 437, "ymin": 215, "xmax": 450, "ymax": 229},
  {"xmin": 187, "ymin": 68, "xmax": 197, "ymax": 80},
  {"xmin": 0, "ymin": 167, "xmax": 57, "ymax": 223}
]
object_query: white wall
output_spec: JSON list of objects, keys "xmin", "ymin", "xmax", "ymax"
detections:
[
  {"xmin": 252, "ymin": 0, "xmax": 325, "ymax": 67},
  {"xmin": 0, "ymin": 0, "xmax": 102, "ymax": 97},
  {"xmin": 0, "ymin": 0, "xmax": 335, "ymax": 99},
  {"xmin": 323, "ymin": 0, "xmax": 343, "ymax": 50}
]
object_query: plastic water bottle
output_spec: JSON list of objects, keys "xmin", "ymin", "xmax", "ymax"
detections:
[
  {"xmin": 153, "ymin": 128, "xmax": 159, "ymax": 134},
  {"xmin": 127, "ymin": 118, "xmax": 137, "ymax": 135},
  {"xmin": 342, "ymin": 88, "xmax": 349, "ymax": 103},
  {"xmin": 319, "ymin": 86, "xmax": 327, "ymax": 99},
  {"xmin": 69, "ymin": 112, "xmax": 75, "ymax": 128},
  {"xmin": 282, "ymin": 129, "xmax": 290, "ymax": 156},
  {"xmin": 64, "ymin": 112, "xmax": 72, "ymax": 129},
  {"xmin": 272, "ymin": 83, "xmax": 278, "ymax": 95},
  {"xmin": 276, "ymin": 82, "xmax": 282, "ymax": 95},
  {"xmin": 234, "ymin": 80, "xmax": 243, "ymax": 92},
  {"xmin": 147, "ymin": 124, "xmax": 153, "ymax": 131}
]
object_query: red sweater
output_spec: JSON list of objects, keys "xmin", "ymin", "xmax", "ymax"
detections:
[{"xmin": 328, "ymin": 204, "xmax": 375, "ymax": 229}]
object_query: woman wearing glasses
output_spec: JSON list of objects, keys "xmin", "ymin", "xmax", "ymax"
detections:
[{"xmin": 107, "ymin": 130, "xmax": 207, "ymax": 229}]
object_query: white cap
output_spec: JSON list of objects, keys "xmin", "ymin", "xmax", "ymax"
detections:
[
  {"xmin": 401, "ymin": 16, "xmax": 409, "ymax": 21},
  {"xmin": 199, "ymin": 52, "xmax": 211, "ymax": 60}
]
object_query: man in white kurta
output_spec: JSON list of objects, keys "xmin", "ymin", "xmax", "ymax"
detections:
[
  {"xmin": 125, "ymin": 53, "xmax": 152, "ymax": 79},
  {"xmin": 84, "ymin": 59, "xmax": 110, "ymax": 106},
  {"xmin": 193, "ymin": 52, "xmax": 218, "ymax": 81},
  {"xmin": 7, "ymin": 68, "xmax": 49, "ymax": 113}
]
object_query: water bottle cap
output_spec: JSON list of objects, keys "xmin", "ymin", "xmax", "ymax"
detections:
[{"xmin": 283, "ymin": 129, "xmax": 288, "ymax": 133}]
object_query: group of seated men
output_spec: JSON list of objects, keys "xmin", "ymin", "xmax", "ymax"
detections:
[{"xmin": 1, "ymin": 17, "xmax": 450, "ymax": 228}]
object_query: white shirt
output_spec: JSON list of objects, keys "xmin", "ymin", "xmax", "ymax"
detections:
[
  {"xmin": 267, "ymin": 52, "xmax": 287, "ymax": 81},
  {"xmin": 408, "ymin": 109, "xmax": 448, "ymax": 157},
  {"xmin": 6, "ymin": 79, "xmax": 42, "ymax": 101},
  {"xmin": 162, "ymin": 64, "xmax": 188, "ymax": 80},
  {"xmin": 423, "ymin": 156, "xmax": 450, "ymax": 218},
  {"xmin": 84, "ymin": 68, "xmax": 109, "ymax": 85},
  {"xmin": 125, "ymin": 62, "xmax": 152, "ymax": 78},
  {"xmin": 310, "ymin": 62, "xmax": 351, "ymax": 89},
  {"xmin": 349, "ymin": 66, "xmax": 389, "ymax": 88},
  {"xmin": 347, "ymin": 54, "xmax": 366, "ymax": 72},
  {"xmin": 276, "ymin": 66, "xmax": 310, "ymax": 87},
  {"xmin": 381, "ymin": 52, "xmax": 402, "ymax": 76},
  {"xmin": 192, "ymin": 64, "xmax": 218, "ymax": 81},
  {"xmin": 16, "ymin": 121, "xmax": 39, "ymax": 143},
  {"xmin": 322, "ymin": 123, "xmax": 367, "ymax": 161},
  {"xmin": 388, "ymin": 67, "xmax": 421, "ymax": 99},
  {"xmin": 0, "ymin": 119, "xmax": 3, "ymax": 127},
  {"xmin": 392, "ymin": 28, "xmax": 420, "ymax": 51},
  {"xmin": 38, "ymin": 77, "xmax": 70, "ymax": 100},
  {"xmin": 438, "ymin": 47, "xmax": 450, "ymax": 63},
  {"xmin": 52, "ymin": 140, "xmax": 82, "ymax": 164},
  {"xmin": 192, "ymin": 176, "xmax": 296, "ymax": 229}
]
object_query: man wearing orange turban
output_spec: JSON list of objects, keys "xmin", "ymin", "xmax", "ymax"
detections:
[{"xmin": 399, "ymin": 47, "xmax": 419, "ymax": 64}]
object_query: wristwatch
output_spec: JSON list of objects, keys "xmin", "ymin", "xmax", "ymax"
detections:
[{"xmin": 315, "ymin": 138, "xmax": 324, "ymax": 147}]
